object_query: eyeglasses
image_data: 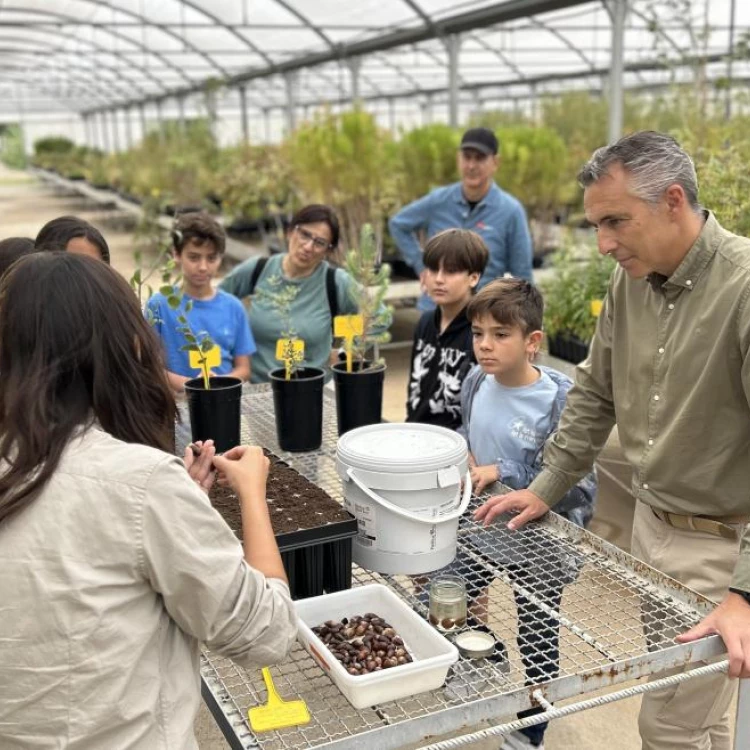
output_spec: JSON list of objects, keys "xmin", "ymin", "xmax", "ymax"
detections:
[{"xmin": 295, "ymin": 225, "xmax": 333, "ymax": 252}]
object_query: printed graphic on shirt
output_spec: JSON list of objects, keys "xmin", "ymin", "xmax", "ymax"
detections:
[
  {"xmin": 409, "ymin": 339, "xmax": 468, "ymax": 419},
  {"xmin": 508, "ymin": 416, "xmax": 539, "ymax": 446}
]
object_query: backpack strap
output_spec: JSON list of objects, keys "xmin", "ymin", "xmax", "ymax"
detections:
[
  {"xmin": 326, "ymin": 265, "xmax": 339, "ymax": 329},
  {"xmin": 247, "ymin": 256, "xmax": 268, "ymax": 295}
]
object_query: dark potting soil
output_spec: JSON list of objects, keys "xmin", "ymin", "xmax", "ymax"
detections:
[{"xmin": 208, "ymin": 452, "xmax": 350, "ymax": 538}]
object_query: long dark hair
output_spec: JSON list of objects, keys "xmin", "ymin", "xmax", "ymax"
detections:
[
  {"xmin": 35, "ymin": 215, "xmax": 111, "ymax": 264},
  {"xmin": 0, "ymin": 253, "xmax": 176, "ymax": 524}
]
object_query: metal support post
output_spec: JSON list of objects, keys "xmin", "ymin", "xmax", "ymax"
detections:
[
  {"xmin": 99, "ymin": 111, "xmax": 110, "ymax": 153},
  {"xmin": 156, "ymin": 99, "xmax": 165, "ymax": 142},
  {"xmin": 177, "ymin": 96, "xmax": 186, "ymax": 132},
  {"xmin": 735, "ymin": 678, "xmax": 750, "ymax": 750},
  {"xmin": 139, "ymin": 103, "xmax": 147, "ymax": 140},
  {"xmin": 347, "ymin": 57, "xmax": 362, "ymax": 104},
  {"xmin": 124, "ymin": 107, "xmax": 133, "ymax": 149},
  {"xmin": 605, "ymin": 0, "xmax": 627, "ymax": 143},
  {"xmin": 110, "ymin": 110, "xmax": 120, "ymax": 153},
  {"xmin": 529, "ymin": 83, "xmax": 539, "ymax": 123},
  {"xmin": 284, "ymin": 71, "xmax": 299, "ymax": 134},
  {"xmin": 263, "ymin": 107, "xmax": 272, "ymax": 143},
  {"xmin": 472, "ymin": 89, "xmax": 482, "ymax": 118},
  {"xmin": 238, "ymin": 85, "xmax": 249, "ymax": 143},
  {"xmin": 83, "ymin": 114, "xmax": 92, "ymax": 148},
  {"xmin": 725, "ymin": 0, "xmax": 737, "ymax": 120},
  {"xmin": 445, "ymin": 33, "xmax": 462, "ymax": 128}
]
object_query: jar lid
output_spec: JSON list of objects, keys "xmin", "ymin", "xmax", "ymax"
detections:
[
  {"xmin": 454, "ymin": 630, "xmax": 496, "ymax": 659},
  {"xmin": 336, "ymin": 423, "xmax": 467, "ymax": 474}
]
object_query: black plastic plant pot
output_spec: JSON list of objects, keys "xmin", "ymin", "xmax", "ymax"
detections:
[
  {"xmin": 184, "ymin": 376, "xmax": 243, "ymax": 453},
  {"xmin": 331, "ymin": 361, "xmax": 386, "ymax": 436},
  {"xmin": 269, "ymin": 366, "xmax": 325, "ymax": 453}
]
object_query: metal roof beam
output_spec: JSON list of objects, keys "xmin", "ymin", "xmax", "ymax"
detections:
[{"xmin": 83, "ymin": 0, "xmax": 589, "ymax": 112}]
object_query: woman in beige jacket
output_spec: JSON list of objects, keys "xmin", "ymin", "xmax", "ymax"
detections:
[{"xmin": 0, "ymin": 252, "xmax": 298, "ymax": 749}]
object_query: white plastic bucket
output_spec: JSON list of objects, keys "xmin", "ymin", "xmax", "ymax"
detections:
[{"xmin": 335, "ymin": 423, "xmax": 470, "ymax": 575}]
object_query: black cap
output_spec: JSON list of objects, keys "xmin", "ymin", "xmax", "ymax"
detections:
[{"xmin": 460, "ymin": 127, "xmax": 498, "ymax": 156}]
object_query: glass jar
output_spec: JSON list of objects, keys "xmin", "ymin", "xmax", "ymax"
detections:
[{"xmin": 428, "ymin": 575, "xmax": 467, "ymax": 632}]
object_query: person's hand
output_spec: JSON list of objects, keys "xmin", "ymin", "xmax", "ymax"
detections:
[
  {"xmin": 212, "ymin": 445, "xmax": 269, "ymax": 500},
  {"xmin": 183, "ymin": 439, "xmax": 216, "ymax": 494},
  {"xmin": 677, "ymin": 592, "xmax": 750, "ymax": 678},
  {"xmin": 468, "ymin": 452, "xmax": 477, "ymax": 469},
  {"xmin": 473, "ymin": 488, "xmax": 550, "ymax": 530},
  {"xmin": 470, "ymin": 463, "xmax": 498, "ymax": 494}
]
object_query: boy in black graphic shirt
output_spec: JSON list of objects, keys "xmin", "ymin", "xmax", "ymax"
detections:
[{"xmin": 406, "ymin": 229, "xmax": 489, "ymax": 429}]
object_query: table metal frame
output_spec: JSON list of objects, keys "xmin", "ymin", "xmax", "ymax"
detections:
[{"xmin": 182, "ymin": 386, "xmax": 744, "ymax": 750}]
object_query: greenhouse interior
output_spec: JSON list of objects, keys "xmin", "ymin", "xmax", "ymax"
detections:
[{"xmin": 1, "ymin": 2, "xmax": 750, "ymax": 750}]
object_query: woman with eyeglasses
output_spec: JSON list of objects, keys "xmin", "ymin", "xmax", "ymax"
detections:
[{"xmin": 221, "ymin": 204, "xmax": 364, "ymax": 382}]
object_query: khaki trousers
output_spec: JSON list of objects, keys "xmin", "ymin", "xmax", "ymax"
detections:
[{"xmin": 631, "ymin": 500, "xmax": 740, "ymax": 750}]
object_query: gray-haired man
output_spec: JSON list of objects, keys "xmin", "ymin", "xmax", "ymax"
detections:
[{"xmin": 475, "ymin": 131, "xmax": 750, "ymax": 749}]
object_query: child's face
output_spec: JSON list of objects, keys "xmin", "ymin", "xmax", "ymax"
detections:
[
  {"xmin": 424, "ymin": 264, "xmax": 480, "ymax": 307},
  {"xmin": 471, "ymin": 313, "xmax": 541, "ymax": 376},
  {"xmin": 175, "ymin": 240, "xmax": 221, "ymax": 293}
]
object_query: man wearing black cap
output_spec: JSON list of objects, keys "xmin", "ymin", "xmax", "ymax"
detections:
[{"xmin": 389, "ymin": 127, "xmax": 534, "ymax": 311}]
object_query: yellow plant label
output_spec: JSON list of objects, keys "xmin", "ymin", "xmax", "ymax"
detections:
[
  {"xmin": 590, "ymin": 299, "xmax": 603, "ymax": 317},
  {"xmin": 189, "ymin": 345, "xmax": 221, "ymax": 370},
  {"xmin": 334, "ymin": 314, "xmax": 364, "ymax": 338},
  {"xmin": 276, "ymin": 338, "xmax": 305, "ymax": 361}
]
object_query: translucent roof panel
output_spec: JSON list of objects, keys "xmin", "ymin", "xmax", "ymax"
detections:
[{"xmin": 0, "ymin": 0, "xmax": 748, "ymax": 125}]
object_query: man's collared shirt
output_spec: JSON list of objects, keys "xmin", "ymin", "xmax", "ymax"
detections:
[
  {"xmin": 388, "ymin": 182, "xmax": 534, "ymax": 309},
  {"xmin": 530, "ymin": 213, "xmax": 750, "ymax": 591}
]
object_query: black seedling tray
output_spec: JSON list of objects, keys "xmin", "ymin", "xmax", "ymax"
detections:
[{"xmin": 277, "ymin": 519, "xmax": 357, "ymax": 600}]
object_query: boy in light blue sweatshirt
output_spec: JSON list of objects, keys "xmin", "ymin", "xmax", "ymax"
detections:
[{"xmin": 457, "ymin": 278, "xmax": 597, "ymax": 750}]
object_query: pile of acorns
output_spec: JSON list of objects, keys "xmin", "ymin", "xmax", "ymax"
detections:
[{"xmin": 312, "ymin": 613, "xmax": 413, "ymax": 676}]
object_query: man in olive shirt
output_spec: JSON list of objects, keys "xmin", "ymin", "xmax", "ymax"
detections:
[{"xmin": 475, "ymin": 131, "xmax": 750, "ymax": 749}]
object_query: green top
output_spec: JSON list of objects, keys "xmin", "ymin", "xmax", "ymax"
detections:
[
  {"xmin": 529, "ymin": 213, "xmax": 750, "ymax": 592},
  {"xmin": 219, "ymin": 254, "xmax": 360, "ymax": 383}
]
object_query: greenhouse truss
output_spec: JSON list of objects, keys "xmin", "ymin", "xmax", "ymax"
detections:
[{"xmin": 0, "ymin": 0, "xmax": 748, "ymax": 144}]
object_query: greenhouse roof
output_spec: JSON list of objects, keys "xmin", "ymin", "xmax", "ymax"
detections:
[{"xmin": 0, "ymin": 0, "xmax": 748, "ymax": 118}]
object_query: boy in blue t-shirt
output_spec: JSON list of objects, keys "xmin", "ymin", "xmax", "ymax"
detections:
[
  {"xmin": 146, "ymin": 212, "xmax": 256, "ymax": 393},
  {"xmin": 457, "ymin": 278, "xmax": 597, "ymax": 750}
]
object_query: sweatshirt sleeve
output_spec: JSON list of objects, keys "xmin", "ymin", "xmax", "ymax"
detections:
[{"xmin": 139, "ymin": 456, "xmax": 297, "ymax": 669}]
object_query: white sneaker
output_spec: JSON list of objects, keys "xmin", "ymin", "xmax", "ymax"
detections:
[{"xmin": 500, "ymin": 731, "xmax": 544, "ymax": 750}]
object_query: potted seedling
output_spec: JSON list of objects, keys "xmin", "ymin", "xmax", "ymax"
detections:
[
  {"xmin": 258, "ymin": 275, "xmax": 326, "ymax": 452},
  {"xmin": 331, "ymin": 224, "xmax": 391, "ymax": 435},
  {"xmin": 133, "ymin": 254, "xmax": 243, "ymax": 452}
]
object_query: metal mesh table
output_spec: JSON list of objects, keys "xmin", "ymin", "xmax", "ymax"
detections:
[{"xmin": 191, "ymin": 385, "xmax": 733, "ymax": 750}]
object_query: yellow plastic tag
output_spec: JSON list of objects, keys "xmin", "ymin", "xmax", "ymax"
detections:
[
  {"xmin": 590, "ymin": 299, "xmax": 603, "ymax": 317},
  {"xmin": 334, "ymin": 314, "xmax": 364, "ymax": 338},
  {"xmin": 276, "ymin": 338, "xmax": 305, "ymax": 361},
  {"xmin": 189, "ymin": 344, "xmax": 221, "ymax": 370}
]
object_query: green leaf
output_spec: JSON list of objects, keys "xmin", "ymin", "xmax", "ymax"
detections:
[
  {"xmin": 180, "ymin": 344, "xmax": 199, "ymax": 352},
  {"xmin": 184, "ymin": 300, "xmax": 193, "ymax": 313},
  {"xmin": 200, "ymin": 338, "xmax": 215, "ymax": 353},
  {"xmin": 159, "ymin": 285, "xmax": 173, "ymax": 296},
  {"xmin": 132, "ymin": 268, "xmax": 142, "ymax": 284},
  {"xmin": 167, "ymin": 295, "xmax": 181, "ymax": 309}
]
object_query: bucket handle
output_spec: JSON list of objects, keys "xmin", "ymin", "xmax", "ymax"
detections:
[{"xmin": 346, "ymin": 467, "xmax": 473, "ymax": 524}]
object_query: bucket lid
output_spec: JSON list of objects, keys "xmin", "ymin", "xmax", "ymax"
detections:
[{"xmin": 336, "ymin": 422, "xmax": 467, "ymax": 474}]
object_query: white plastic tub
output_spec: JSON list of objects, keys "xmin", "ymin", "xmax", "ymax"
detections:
[
  {"xmin": 295, "ymin": 584, "xmax": 459, "ymax": 709},
  {"xmin": 336, "ymin": 423, "xmax": 470, "ymax": 574}
]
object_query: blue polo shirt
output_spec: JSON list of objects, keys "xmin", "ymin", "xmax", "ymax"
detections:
[{"xmin": 388, "ymin": 182, "xmax": 534, "ymax": 310}]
